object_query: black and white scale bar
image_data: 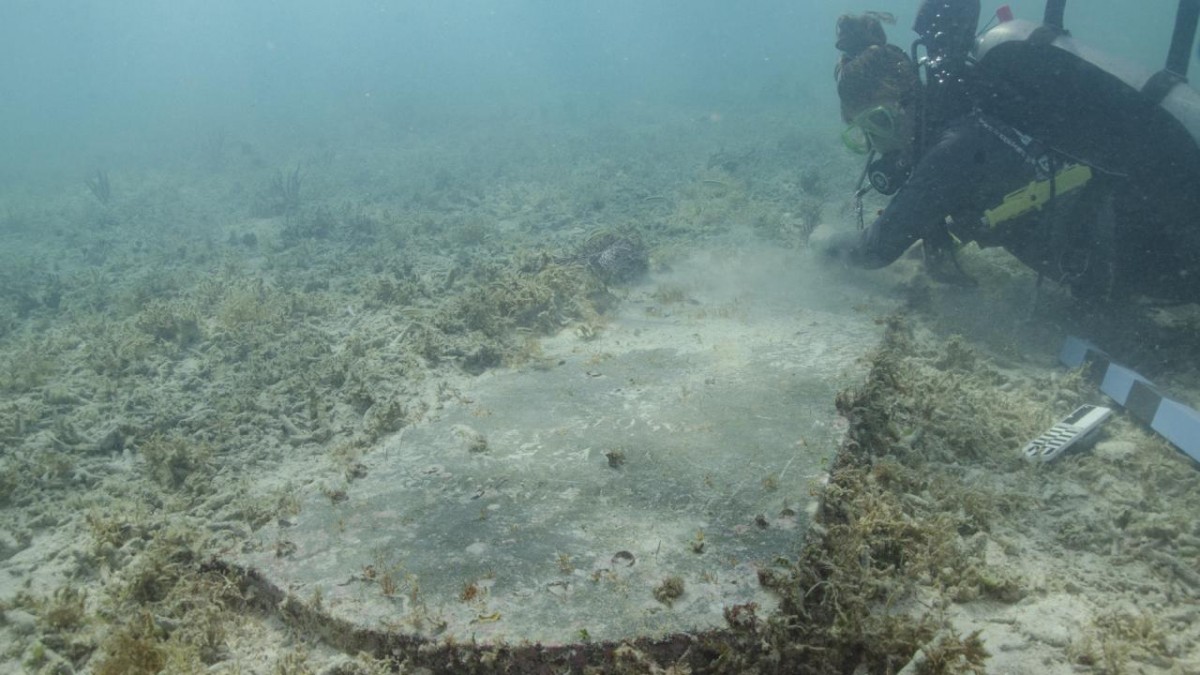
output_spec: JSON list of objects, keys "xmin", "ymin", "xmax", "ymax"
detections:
[{"xmin": 1059, "ymin": 336, "xmax": 1200, "ymax": 464}]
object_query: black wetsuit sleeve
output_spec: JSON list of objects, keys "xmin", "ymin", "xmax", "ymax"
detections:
[{"xmin": 849, "ymin": 118, "xmax": 986, "ymax": 268}]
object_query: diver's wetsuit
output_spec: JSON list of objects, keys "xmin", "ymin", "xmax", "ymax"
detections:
[
  {"xmin": 830, "ymin": 0, "xmax": 1200, "ymax": 303},
  {"xmin": 845, "ymin": 112, "xmax": 1108, "ymax": 281},
  {"xmin": 838, "ymin": 109, "xmax": 1200, "ymax": 302},
  {"xmin": 845, "ymin": 112, "xmax": 1059, "ymax": 269}
]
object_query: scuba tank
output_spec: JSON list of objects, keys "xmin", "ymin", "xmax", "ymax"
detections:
[
  {"xmin": 904, "ymin": 0, "xmax": 1200, "ymax": 299},
  {"xmin": 971, "ymin": 6, "xmax": 1200, "ymax": 184},
  {"xmin": 912, "ymin": 1, "xmax": 982, "ymax": 144},
  {"xmin": 969, "ymin": 1, "xmax": 1200, "ymax": 300}
]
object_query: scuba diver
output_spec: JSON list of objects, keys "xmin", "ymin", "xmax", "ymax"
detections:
[{"xmin": 822, "ymin": 0, "xmax": 1200, "ymax": 304}]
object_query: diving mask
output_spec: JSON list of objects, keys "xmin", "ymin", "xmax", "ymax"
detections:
[{"xmin": 841, "ymin": 104, "xmax": 905, "ymax": 155}]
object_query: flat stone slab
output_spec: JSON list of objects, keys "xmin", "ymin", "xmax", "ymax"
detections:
[{"xmin": 230, "ymin": 251, "xmax": 892, "ymax": 647}]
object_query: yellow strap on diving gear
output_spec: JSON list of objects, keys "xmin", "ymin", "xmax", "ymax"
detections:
[{"xmin": 981, "ymin": 164, "xmax": 1092, "ymax": 228}]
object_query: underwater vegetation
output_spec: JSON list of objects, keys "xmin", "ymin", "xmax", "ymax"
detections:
[
  {"xmin": 85, "ymin": 170, "xmax": 112, "ymax": 206},
  {"xmin": 6, "ymin": 119, "xmax": 830, "ymax": 672},
  {"xmin": 651, "ymin": 318, "xmax": 1019, "ymax": 673},
  {"xmin": 561, "ymin": 229, "xmax": 650, "ymax": 285},
  {"xmin": 4, "ymin": 106, "xmax": 1194, "ymax": 673},
  {"xmin": 252, "ymin": 166, "xmax": 303, "ymax": 218},
  {"xmin": 540, "ymin": 313, "xmax": 1187, "ymax": 675},
  {"xmin": 180, "ymin": 316, "xmax": 1110, "ymax": 674}
]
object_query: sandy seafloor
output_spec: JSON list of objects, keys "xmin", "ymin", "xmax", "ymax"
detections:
[{"xmin": 1, "ymin": 102, "xmax": 1199, "ymax": 674}]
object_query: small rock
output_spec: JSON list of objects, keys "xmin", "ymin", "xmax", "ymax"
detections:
[
  {"xmin": 0, "ymin": 529, "xmax": 25, "ymax": 561},
  {"xmin": 453, "ymin": 425, "xmax": 489, "ymax": 454},
  {"xmin": 1093, "ymin": 439, "xmax": 1137, "ymax": 462},
  {"xmin": 4, "ymin": 608, "xmax": 37, "ymax": 636},
  {"xmin": 318, "ymin": 655, "xmax": 364, "ymax": 675},
  {"xmin": 92, "ymin": 424, "xmax": 127, "ymax": 455}
]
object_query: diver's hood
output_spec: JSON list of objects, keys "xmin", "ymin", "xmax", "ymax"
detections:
[{"xmin": 973, "ymin": 18, "xmax": 1200, "ymax": 178}]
